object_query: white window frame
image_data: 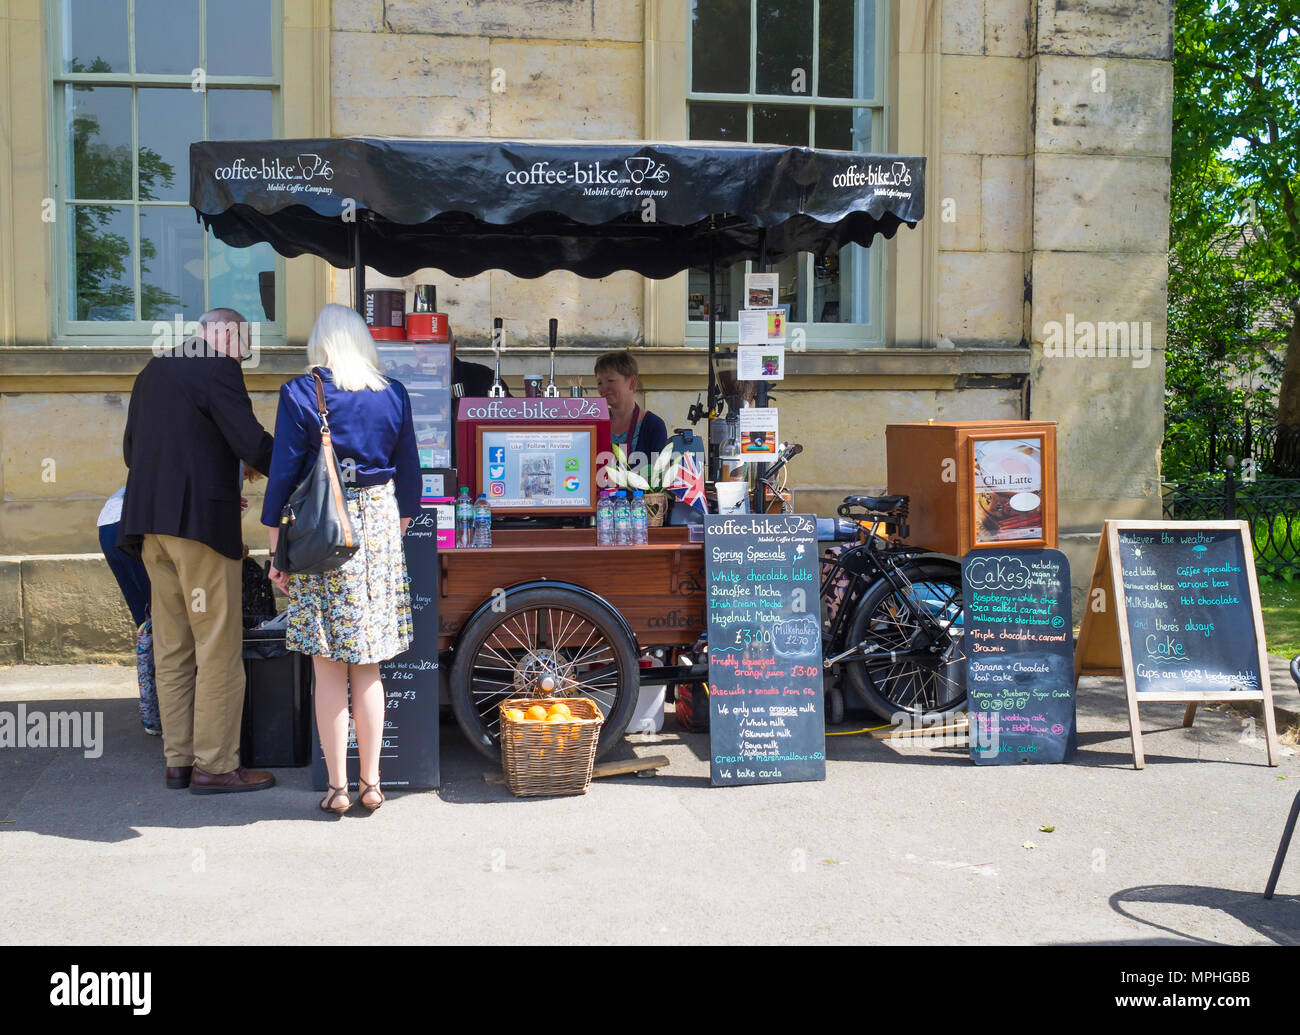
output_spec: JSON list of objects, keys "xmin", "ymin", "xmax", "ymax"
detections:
[
  {"xmin": 685, "ymin": 0, "xmax": 890, "ymax": 349},
  {"xmin": 47, "ymin": 0, "xmax": 284, "ymax": 343}
]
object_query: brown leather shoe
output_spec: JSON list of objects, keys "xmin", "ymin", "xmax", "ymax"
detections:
[
  {"xmin": 189, "ymin": 766, "xmax": 276, "ymax": 795},
  {"xmin": 166, "ymin": 766, "xmax": 193, "ymax": 790}
]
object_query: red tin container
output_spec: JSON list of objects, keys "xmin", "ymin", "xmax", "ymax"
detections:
[{"xmin": 405, "ymin": 311, "xmax": 450, "ymax": 343}]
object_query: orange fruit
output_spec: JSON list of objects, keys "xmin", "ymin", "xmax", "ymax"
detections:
[
  {"xmin": 504, "ymin": 708, "xmax": 525, "ymax": 722},
  {"xmin": 547, "ymin": 702, "xmax": 572, "ymax": 719},
  {"xmin": 546, "ymin": 712, "xmax": 568, "ymax": 723},
  {"xmin": 526, "ymin": 705, "xmax": 548, "ymax": 721}
]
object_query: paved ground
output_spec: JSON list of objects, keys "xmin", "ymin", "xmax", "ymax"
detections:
[{"xmin": 3, "ymin": 661, "xmax": 1300, "ymax": 945}]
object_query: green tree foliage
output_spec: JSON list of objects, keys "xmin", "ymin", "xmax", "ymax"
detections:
[
  {"xmin": 1171, "ymin": 2, "xmax": 1300, "ymax": 475},
  {"xmin": 67, "ymin": 57, "xmax": 179, "ymax": 321}
]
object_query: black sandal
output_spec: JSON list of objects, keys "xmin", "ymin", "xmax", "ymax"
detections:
[
  {"xmin": 319, "ymin": 785, "xmax": 351, "ymax": 815},
  {"xmin": 358, "ymin": 779, "xmax": 385, "ymax": 812}
]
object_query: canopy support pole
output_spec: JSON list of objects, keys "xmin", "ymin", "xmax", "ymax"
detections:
[
  {"xmin": 707, "ymin": 229, "xmax": 719, "ymax": 483},
  {"xmin": 352, "ymin": 221, "xmax": 365, "ymax": 314},
  {"xmin": 753, "ymin": 231, "xmax": 769, "ymax": 515}
]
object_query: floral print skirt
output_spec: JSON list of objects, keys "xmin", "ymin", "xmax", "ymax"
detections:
[{"xmin": 286, "ymin": 481, "xmax": 413, "ymax": 664}]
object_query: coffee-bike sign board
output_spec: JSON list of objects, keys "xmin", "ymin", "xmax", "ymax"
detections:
[
  {"xmin": 1074, "ymin": 520, "xmax": 1278, "ymax": 768},
  {"xmin": 704, "ymin": 514, "xmax": 826, "ymax": 787}
]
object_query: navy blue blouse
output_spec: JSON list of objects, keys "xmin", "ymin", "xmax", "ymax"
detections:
[{"xmin": 260, "ymin": 368, "xmax": 421, "ymax": 525}]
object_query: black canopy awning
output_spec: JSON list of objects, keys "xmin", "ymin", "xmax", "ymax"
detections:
[{"xmin": 189, "ymin": 137, "xmax": 926, "ymax": 279}]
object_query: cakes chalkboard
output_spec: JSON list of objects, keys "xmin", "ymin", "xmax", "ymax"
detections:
[
  {"xmin": 705, "ymin": 514, "xmax": 826, "ymax": 787},
  {"xmin": 962, "ymin": 548, "xmax": 1075, "ymax": 763}
]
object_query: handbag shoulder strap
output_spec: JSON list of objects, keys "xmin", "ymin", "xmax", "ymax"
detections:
[{"xmin": 309, "ymin": 368, "xmax": 330, "ymax": 432}]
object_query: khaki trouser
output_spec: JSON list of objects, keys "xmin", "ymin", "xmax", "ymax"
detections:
[{"xmin": 141, "ymin": 534, "xmax": 244, "ymax": 773}]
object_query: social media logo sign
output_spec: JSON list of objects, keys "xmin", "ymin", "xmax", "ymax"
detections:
[
  {"xmin": 488, "ymin": 464, "xmax": 505, "ymax": 480},
  {"xmin": 489, "ymin": 481, "xmax": 506, "ymax": 498},
  {"xmin": 489, "ymin": 446, "xmax": 505, "ymax": 465},
  {"xmin": 563, "ymin": 475, "xmax": 580, "ymax": 492},
  {"xmin": 564, "ymin": 457, "xmax": 580, "ymax": 472}
]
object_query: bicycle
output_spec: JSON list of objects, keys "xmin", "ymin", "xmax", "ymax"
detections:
[
  {"xmin": 819, "ymin": 495, "xmax": 966, "ymax": 724},
  {"xmin": 667, "ymin": 485, "xmax": 966, "ymax": 730}
]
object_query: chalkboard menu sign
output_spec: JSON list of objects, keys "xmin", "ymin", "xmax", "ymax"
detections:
[
  {"xmin": 1075, "ymin": 520, "xmax": 1279, "ymax": 768},
  {"xmin": 962, "ymin": 548, "xmax": 1075, "ymax": 764},
  {"xmin": 705, "ymin": 514, "xmax": 825, "ymax": 787},
  {"xmin": 1115, "ymin": 527, "xmax": 1261, "ymax": 695},
  {"xmin": 311, "ymin": 509, "xmax": 441, "ymax": 790}
]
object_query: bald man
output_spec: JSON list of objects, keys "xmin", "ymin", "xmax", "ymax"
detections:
[{"xmin": 120, "ymin": 309, "xmax": 277, "ymax": 794}]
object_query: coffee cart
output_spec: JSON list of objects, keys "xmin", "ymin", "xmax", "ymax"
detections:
[{"xmin": 190, "ymin": 137, "xmax": 928, "ymax": 763}]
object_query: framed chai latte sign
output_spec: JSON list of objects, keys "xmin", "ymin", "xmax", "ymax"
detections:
[{"xmin": 1074, "ymin": 520, "xmax": 1279, "ymax": 768}]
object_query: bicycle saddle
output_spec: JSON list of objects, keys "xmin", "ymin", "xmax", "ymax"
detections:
[{"xmin": 841, "ymin": 494, "xmax": 906, "ymax": 512}]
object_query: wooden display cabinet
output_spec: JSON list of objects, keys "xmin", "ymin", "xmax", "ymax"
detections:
[{"xmin": 885, "ymin": 420, "xmax": 1058, "ymax": 555}]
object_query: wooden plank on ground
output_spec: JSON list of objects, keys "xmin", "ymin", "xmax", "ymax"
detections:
[{"xmin": 484, "ymin": 754, "xmax": 671, "ymax": 786}]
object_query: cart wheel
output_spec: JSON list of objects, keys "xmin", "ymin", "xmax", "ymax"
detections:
[
  {"xmin": 826, "ymin": 684, "xmax": 845, "ymax": 726},
  {"xmin": 450, "ymin": 586, "xmax": 640, "ymax": 762}
]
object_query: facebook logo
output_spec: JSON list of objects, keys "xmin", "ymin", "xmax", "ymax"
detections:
[{"xmin": 489, "ymin": 446, "xmax": 505, "ymax": 465}]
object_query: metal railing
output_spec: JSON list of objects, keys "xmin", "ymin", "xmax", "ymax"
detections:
[{"xmin": 1162, "ymin": 472, "xmax": 1300, "ymax": 576}]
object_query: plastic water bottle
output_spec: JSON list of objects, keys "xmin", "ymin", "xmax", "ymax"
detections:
[
  {"xmin": 613, "ymin": 491, "xmax": 631, "ymax": 546},
  {"xmin": 455, "ymin": 487, "xmax": 474, "ymax": 548},
  {"xmin": 473, "ymin": 493, "xmax": 492, "ymax": 548},
  {"xmin": 631, "ymin": 490, "xmax": 648, "ymax": 545},
  {"xmin": 596, "ymin": 490, "xmax": 614, "ymax": 545}
]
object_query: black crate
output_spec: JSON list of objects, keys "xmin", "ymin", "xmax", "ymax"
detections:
[{"xmin": 240, "ymin": 629, "xmax": 313, "ymax": 768}]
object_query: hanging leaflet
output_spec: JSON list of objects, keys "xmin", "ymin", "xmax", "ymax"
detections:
[
  {"xmin": 738, "ymin": 306, "xmax": 787, "ymax": 345},
  {"xmin": 737, "ymin": 345, "xmax": 785, "ymax": 381},
  {"xmin": 737, "ymin": 407, "xmax": 779, "ymax": 461}
]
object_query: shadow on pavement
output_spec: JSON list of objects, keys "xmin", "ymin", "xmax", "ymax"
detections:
[{"xmin": 1109, "ymin": 883, "xmax": 1300, "ymax": 945}]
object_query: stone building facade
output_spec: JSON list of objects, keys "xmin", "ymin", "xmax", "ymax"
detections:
[{"xmin": 0, "ymin": 0, "xmax": 1171, "ymax": 662}]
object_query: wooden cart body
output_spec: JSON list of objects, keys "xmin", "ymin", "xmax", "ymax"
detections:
[{"xmin": 437, "ymin": 526, "xmax": 706, "ymax": 652}]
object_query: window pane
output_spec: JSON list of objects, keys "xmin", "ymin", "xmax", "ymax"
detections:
[
  {"xmin": 67, "ymin": 85, "xmax": 132, "ymax": 200},
  {"xmin": 813, "ymin": 105, "xmax": 871, "ymax": 151},
  {"xmin": 134, "ymin": 0, "xmax": 200, "ymax": 75},
  {"xmin": 753, "ymin": 105, "xmax": 808, "ymax": 146},
  {"xmin": 140, "ymin": 207, "xmax": 205, "ymax": 321},
  {"xmin": 71, "ymin": 204, "xmax": 135, "ymax": 320},
  {"xmin": 756, "ymin": 0, "xmax": 812, "ymax": 95},
  {"xmin": 138, "ymin": 89, "xmax": 201, "ymax": 202},
  {"xmin": 688, "ymin": 101, "xmax": 747, "ymax": 143},
  {"xmin": 691, "ymin": 0, "xmax": 750, "ymax": 93},
  {"xmin": 771, "ymin": 253, "xmax": 805, "ymax": 323},
  {"xmin": 209, "ymin": 239, "xmax": 277, "ymax": 324},
  {"xmin": 687, "ymin": 262, "xmax": 745, "ymax": 322},
  {"xmin": 819, "ymin": 0, "xmax": 874, "ymax": 97},
  {"xmin": 209, "ymin": 89, "xmax": 274, "ymax": 140},
  {"xmin": 206, "ymin": 0, "xmax": 274, "ymax": 77},
  {"xmin": 62, "ymin": 0, "xmax": 129, "ymax": 73}
]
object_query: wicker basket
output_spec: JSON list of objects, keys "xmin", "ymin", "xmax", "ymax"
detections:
[{"xmin": 498, "ymin": 698, "xmax": 605, "ymax": 797}]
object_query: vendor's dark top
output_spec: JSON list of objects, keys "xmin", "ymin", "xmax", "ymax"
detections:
[
  {"xmin": 454, "ymin": 357, "xmax": 508, "ymax": 398},
  {"xmin": 616, "ymin": 409, "xmax": 669, "ymax": 459},
  {"xmin": 119, "ymin": 347, "xmax": 274, "ymax": 561},
  {"xmin": 261, "ymin": 368, "xmax": 421, "ymax": 525}
]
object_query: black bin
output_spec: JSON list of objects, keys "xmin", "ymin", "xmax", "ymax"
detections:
[{"xmin": 240, "ymin": 627, "xmax": 313, "ymax": 767}]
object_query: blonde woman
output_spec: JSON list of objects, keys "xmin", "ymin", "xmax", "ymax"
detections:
[{"xmin": 262, "ymin": 304, "xmax": 420, "ymax": 815}]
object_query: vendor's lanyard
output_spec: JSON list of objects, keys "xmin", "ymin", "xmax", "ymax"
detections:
[{"xmin": 623, "ymin": 404, "xmax": 641, "ymax": 456}]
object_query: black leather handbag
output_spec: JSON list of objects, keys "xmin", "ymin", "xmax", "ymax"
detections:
[{"xmin": 272, "ymin": 369, "xmax": 360, "ymax": 575}]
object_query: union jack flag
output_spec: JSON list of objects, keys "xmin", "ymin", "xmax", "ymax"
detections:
[{"xmin": 668, "ymin": 450, "xmax": 707, "ymax": 512}]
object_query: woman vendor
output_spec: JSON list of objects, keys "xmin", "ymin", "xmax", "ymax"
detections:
[{"xmin": 594, "ymin": 350, "xmax": 668, "ymax": 462}]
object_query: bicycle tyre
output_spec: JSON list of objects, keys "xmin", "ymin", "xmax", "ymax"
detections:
[{"xmin": 840, "ymin": 559, "xmax": 966, "ymax": 723}]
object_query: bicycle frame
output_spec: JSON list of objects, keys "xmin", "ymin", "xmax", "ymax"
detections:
[{"xmin": 819, "ymin": 518, "xmax": 958, "ymax": 670}]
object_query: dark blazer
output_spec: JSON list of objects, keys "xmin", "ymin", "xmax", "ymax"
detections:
[{"xmin": 119, "ymin": 346, "xmax": 274, "ymax": 561}]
